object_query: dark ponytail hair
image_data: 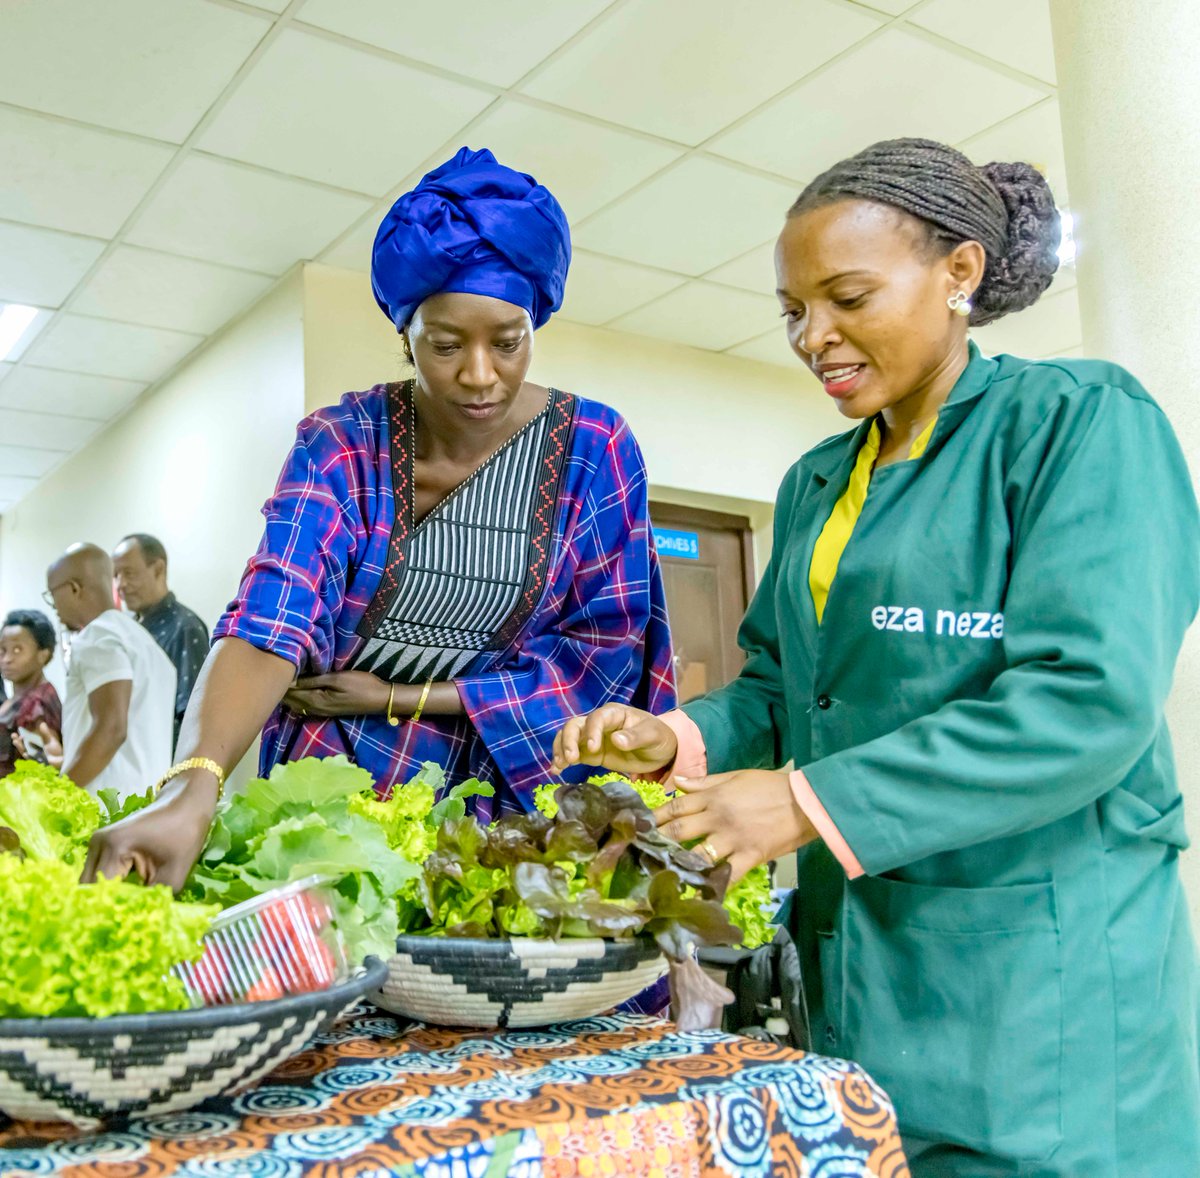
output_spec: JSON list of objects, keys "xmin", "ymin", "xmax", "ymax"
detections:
[{"xmin": 788, "ymin": 137, "xmax": 1061, "ymax": 326}]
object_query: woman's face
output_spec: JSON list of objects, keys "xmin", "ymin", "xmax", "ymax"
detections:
[
  {"xmin": 775, "ymin": 199, "xmax": 981, "ymax": 420},
  {"xmin": 407, "ymin": 292, "xmax": 535, "ymax": 430},
  {"xmin": 0, "ymin": 625, "xmax": 49, "ymax": 686}
]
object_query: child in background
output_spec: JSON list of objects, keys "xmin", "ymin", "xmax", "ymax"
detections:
[{"xmin": 0, "ymin": 610, "xmax": 63, "ymax": 776}]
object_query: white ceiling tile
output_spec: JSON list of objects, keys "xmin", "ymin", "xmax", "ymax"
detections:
[
  {"xmin": 575, "ymin": 158, "xmax": 796, "ymax": 276},
  {"xmin": 703, "ymin": 240, "xmax": 779, "ymax": 295},
  {"xmin": 523, "ymin": 0, "xmax": 879, "ymax": 146},
  {"xmin": 24, "ymin": 315, "xmax": 203, "ymax": 384},
  {"xmin": 0, "ymin": 475, "xmax": 39, "ymax": 503},
  {"xmin": 960, "ymin": 98, "xmax": 1070, "ymax": 207},
  {"xmin": 199, "ymin": 29, "xmax": 493, "ymax": 197},
  {"xmin": 464, "ymin": 104, "xmax": 684, "ymax": 222},
  {"xmin": 0, "ymin": 409, "xmax": 101, "ymax": 452},
  {"xmin": 126, "ymin": 156, "xmax": 373, "ymax": 275},
  {"xmin": 239, "ymin": 0, "xmax": 289, "ymax": 11},
  {"xmin": 0, "ymin": 367, "xmax": 146, "ymax": 421},
  {"xmin": 0, "ymin": 363, "xmax": 11, "ymax": 386},
  {"xmin": 298, "ymin": 0, "xmax": 612, "ymax": 88},
  {"xmin": 910, "ymin": 0, "xmax": 1056, "ymax": 84},
  {"xmin": 318, "ymin": 213, "xmax": 381, "ymax": 272},
  {"xmin": 0, "ymin": 0, "xmax": 267, "ymax": 142},
  {"xmin": 557, "ymin": 253, "xmax": 685, "ymax": 326},
  {"xmin": 0, "ymin": 445, "xmax": 62, "ymax": 479},
  {"xmin": 726, "ymin": 327, "xmax": 801, "ymax": 370},
  {"xmin": 71, "ymin": 246, "xmax": 274, "ymax": 335},
  {"xmin": 972, "ymin": 287, "xmax": 1082, "ymax": 359},
  {"xmin": 710, "ymin": 28, "xmax": 1046, "ymax": 181},
  {"xmin": 0, "ymin": 222, "xmax": 105, "ymax": 309},
  {"xmin": 0, "ymin": 107, "xmax": 173, "ymax": 238},
  {"xmin": 608, "ymin": 281, "xmax": 781, "ymax": 351}
]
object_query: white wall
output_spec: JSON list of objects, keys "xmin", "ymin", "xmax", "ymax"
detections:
[{"xmin": 0, "ymin": 269, "xmax": 306, "ymax": 768}]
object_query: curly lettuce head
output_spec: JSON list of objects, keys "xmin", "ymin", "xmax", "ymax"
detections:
[
  {"xmin": 0, "ymin": 762, "xmax": 100, "ymax": 867},
  {"xmin": 0, "ymin": 855, "xmax": 215, "ymax": 1018}
]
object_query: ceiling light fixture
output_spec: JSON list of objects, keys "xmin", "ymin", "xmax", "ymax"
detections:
[{"xmin": 0, "ymin": 304, "xmax": 40, "ymax": 362}]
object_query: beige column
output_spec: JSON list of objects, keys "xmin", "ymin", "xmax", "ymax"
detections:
[{"xmin": 1050, "ymin": 0, "xmax": 1200, "ymax": 919}]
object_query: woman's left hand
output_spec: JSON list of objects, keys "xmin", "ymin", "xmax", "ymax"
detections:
[
  {"xmin": 653, "ymin": 769, "xmax": 817, "ymax": 882},
  {"xmin": 283, "ymin": 671, "xmax": 390, "ymax": 718}
]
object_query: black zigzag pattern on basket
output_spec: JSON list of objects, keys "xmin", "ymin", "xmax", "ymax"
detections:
[
  {"xmin": 397, "ymin": 940, "xmax": 657, "ymax": 1004},
  {"xmin": 0, "ymin": 1014, "xmax": 321, "ymax": 1121},
  {"xmin": 0, "ymin": 960, "xmax": 388, "ymax": 1126}
]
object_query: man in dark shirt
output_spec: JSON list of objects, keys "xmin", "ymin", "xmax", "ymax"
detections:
[{"xmin": 111, "ymin": 534, "xmax": 209, "ymax": 750}]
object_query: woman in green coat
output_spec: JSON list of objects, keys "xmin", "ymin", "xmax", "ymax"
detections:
[{"xmin": 554, "ymin": 138, "xmax": 1200, "ymax": 1176}]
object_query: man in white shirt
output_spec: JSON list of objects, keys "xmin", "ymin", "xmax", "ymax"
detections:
[{"xmin": 43, "ymin": 543, "xmax": 175, "ymax": 801}]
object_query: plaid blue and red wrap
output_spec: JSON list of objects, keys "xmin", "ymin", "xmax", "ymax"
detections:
[{"xmin": 214, "ymin": 386, "xmax": 676, "ymax": 818}]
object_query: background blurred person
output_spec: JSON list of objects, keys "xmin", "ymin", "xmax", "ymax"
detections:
[
  {"xmin": 0, "ymin": 609, "xmax": 62, "ymax": 776},
  {"xmin": 46, "ymin": 543, "xmax": 175, "ymax": 799},
  {"xmin": 112, "ymin": 533, "xmax": 208, "ymax": 750}
]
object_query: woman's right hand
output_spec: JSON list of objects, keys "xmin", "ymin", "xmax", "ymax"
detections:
[
  {"xmin": 80, "ymin": 773, "xmax": 218, "ymax": 893},
  {"xmin": 551, "ymin": 704, "xmax": 678, "ymax": 777},
  {"xmin": 13, "ymin": 721, "xmax": 63, "ymax": 768}
]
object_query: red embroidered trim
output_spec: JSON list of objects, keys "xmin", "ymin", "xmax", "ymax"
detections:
[
  {"xmin": 491, "ymin": 388, "xmax": 576, "ymax": 651},
  {"xmin": 357, "ymin": 382, "xmax": 412, "ymax": 638}
]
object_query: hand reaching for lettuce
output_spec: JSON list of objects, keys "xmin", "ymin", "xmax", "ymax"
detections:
[
  {"xmin": 551, "ymin": 704, "xmax": 678, "ymax": 778},
  {"xmin": 82, "ymin": 780, "xmax": 218, "ymax": 893}
]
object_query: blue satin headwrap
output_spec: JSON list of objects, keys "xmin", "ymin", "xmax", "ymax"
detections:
[{"xmin": 371, "ymin": 147, "xmax": 571, "ymax": 332}]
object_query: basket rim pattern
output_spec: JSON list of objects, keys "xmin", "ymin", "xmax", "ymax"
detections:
[
  {"xmin": 392, "ymin": 934, "xmax": 661, "ymax": 959},
  {"xmin": 0, "ymin": 957, "xmax": 387, "ymax": 1038}
]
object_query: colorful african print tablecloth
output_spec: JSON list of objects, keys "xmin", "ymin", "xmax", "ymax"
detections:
[{"xmin": 0, "ymin": 1009, "xmax": 909, "ymax": 1177}]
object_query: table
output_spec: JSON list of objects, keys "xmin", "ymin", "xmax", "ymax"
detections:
[{"xmin": 0, "ymin": 1009, "xmax": 909, "ymax": 1177}]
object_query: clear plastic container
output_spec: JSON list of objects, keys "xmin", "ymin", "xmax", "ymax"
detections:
[{"xmin": 173, "ymin": 876, "xmax": 350, "ymax": 1007}]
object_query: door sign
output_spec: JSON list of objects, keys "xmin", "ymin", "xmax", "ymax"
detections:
[{"xmin": 653, "ymin": 527, "xmax": 701, "ymax": 560}]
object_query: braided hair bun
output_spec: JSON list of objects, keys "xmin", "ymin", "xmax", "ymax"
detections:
[
  {"xmin": 973, "ymin": 160, "xmax": 1061, "ymax": 325},
  {"xmin": 789, "ymin": 138, "xmax": 1061, "ymax": 326}
]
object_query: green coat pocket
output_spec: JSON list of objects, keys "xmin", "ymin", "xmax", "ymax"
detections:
[{"xmin": 831, "ymin": 874, "xmax": 1064, "ymax": 1162}]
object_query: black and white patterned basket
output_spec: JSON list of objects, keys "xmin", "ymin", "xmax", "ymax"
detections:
[
  {"xmin": 374, "ymin": 935, "xmax": 666, "ymax": 1028},
  {"xmin": 0, "ymin": 957, "xmax": 387, "ymax": 1129}
]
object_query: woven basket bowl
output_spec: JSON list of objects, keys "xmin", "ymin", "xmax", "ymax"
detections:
[
  {"xmin": 0, "ymin": 957, "xmax": 388, "ymax": 1129},
  {"xmin": 374, "ymin": 935, "xmax": 667, "ymax": 1028}
]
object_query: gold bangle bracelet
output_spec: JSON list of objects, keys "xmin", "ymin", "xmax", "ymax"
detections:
[
  {"xmin": 410, "ymin": 678, "xmax": 433, "ymax": 724},
  {"xmin": 386, "ymin": 682, "xmax": 400, "ymax": 728},
  {"xmin": 153, "ymin": 757, "xmax": 226, "ymax": 802}
]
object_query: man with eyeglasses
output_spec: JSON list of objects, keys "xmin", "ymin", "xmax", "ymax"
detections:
[{"xmin": 43, "ymin": 543, "xmax": 175, "ymax": 801}]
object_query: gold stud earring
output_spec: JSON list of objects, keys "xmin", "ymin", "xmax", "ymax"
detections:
[{"xmin": 947, "ymin": 291, "xmax": 973, "ymax": 317}]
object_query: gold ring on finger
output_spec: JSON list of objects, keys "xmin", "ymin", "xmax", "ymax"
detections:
[{"xmin": 699, "ymin": 840, "xmax": 719, "ymax": 862}]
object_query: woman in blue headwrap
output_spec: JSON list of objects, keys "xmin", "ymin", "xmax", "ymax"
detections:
[{"xmin": 84, "ymin": 148, "xmax": 676, "ymax": 890}]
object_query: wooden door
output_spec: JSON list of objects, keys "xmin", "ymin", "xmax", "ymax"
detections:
[{"xmin": 650, "ymin": 503, "xmax": 755, "ymax": 704}]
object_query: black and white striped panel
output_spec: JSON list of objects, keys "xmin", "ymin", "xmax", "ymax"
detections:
[{"xmin": 353, "ymin": 411, "xmax": 550, "ymax": 684}]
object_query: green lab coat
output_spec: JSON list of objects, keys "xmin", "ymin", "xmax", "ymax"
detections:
[{"xmin": 683, "ymin": 345, "xmax": 1200, "ymax": 1176}]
